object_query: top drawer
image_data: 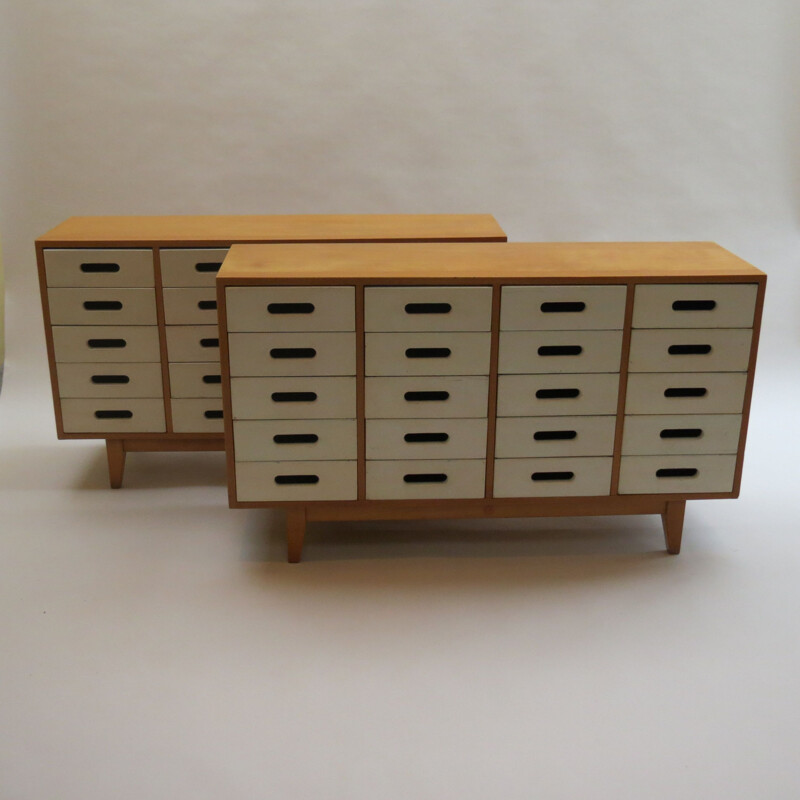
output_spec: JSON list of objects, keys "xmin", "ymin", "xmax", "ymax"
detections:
[
  {"xmin": 365, "ymin": 286, "xmax": 492, "ymax": 331},
  {"xmin": 632, "ymin": 284, "xmax": 758, "ymax": 329},
  {"xmin": 501, "ymin": 285, "xmax": 627, "ymax": 330},
  {"xmin": 226, "ymin": 286, "xmax": 355, "ymax": 332},
  {"xmin": 160, "ymin": 248, "xmax": 229, "ymax": 287},
  {"xmin": 43, "ymin": 249, "xmax": 154, "ymax": 288}
]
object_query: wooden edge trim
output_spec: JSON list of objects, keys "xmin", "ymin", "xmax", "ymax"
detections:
[
  {"xmin": 355, "ymin": 285, "xmax": 366, "ymax": 499},
  {"xmin": 609, "ymin": 282, "xmax": 636, "ymax": 494},
  {"xmin": 216, "ymin": 279, "xmax": 239, "ymax": 507},
  {"xmin": 484, "ymin": 283, "xmax": 502, "ymax": 497},
  {"xmin": 152, "ymin": 246, "xmax": 174, "ymax": 433}
]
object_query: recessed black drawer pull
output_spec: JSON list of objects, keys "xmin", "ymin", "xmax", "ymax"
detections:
[
  {"xmin": 83, "ymin": 300, "xmax": 122, "ymax": 311},
  {"xmin": 533, "ymin": 430, "xmax": 577, "ymax": 441},
  {"xmin": 275, "ymin": 474, "xmax": 320, "ymax": 485},
  {"xmin": 664, "ymin": 387, "xmax": 707, "ymax": 398},
  {"xmin": 531, "ymin": 471, "xmax": 574, "ymax": 482},
  {"xmin": 80, "ymin": 262, "xmax": 120, "ymax": 273},
  {"xmin": 202, "ymin": 374, "xmax": 221, "ymax": 384},
  {"xmin": 668, "ymin": 344, "xmax": 712, "ymax": 355},
  {"xmin": 200, "ymin": 337, "xmax": 219, "ymax": 348},
  {"xmin": 269, "ymin": 348, "xmax": 316, "ymax": 359},
  {"xmin": 94, "ymin": 410, "xmax": 133, "ymax": 419},
  {"xmin": 404, "ymin": 432, "xmax": 449, "ymax": 443},
  {"xmin": 91, "ymin": 375, "xmax": 130, "ymax": 385},
  {"xmin": 195, "ymin": 262, "xmax": 222, "ymax": 273},
  {"xmin": 267, "ymin": 302, "xmax": 315, "ymax": 315},
  {"xmin": 198, "ymin": 300, "xmax": 217, "ymax": 310},
  {"xmin": 660, "ymin": 428, "xmax": 703, "ymax": 439},
  {"xmin": 204, "ymin": 410, "xmax": 224, "ymax": 419},
  {"xmin": 538, "ymin": 345, "xmax": 583, "ymax": 357},
  {"xmin": 404, "ymin": 302, "xmax": 452, "ymax": 314},
  {"xmin": 271, "ymin": 392, "xmax": 318, "ymax": 402},
  {"xmin": 672, "ymin": 300, "xmax": 716, "ymax": 311},
  {"xmin": 656, "ymin": 468, "xmax": 698, "ymax": 478},
  {"xmin": 403, "ymin": 473, "xmax": 448, "ymax": 484},
  {"xmin": 541, "ymin": 301, "xmax": 586, "ymax": 313},
  {"xmin": 404, "ymin": 391, "xmax": 450, "ymax": 402},
  {"xmin": 405, "ymin": 347, "xmax": 451, "ymax": 358},
  {"xmin": 88, "ymin": 338, "xmax": 126, "ymax": 349},
  {"xmin": 273, "ymin": 434, "xmax": 319, "ymax": 444},
  {"xmin": 535, "ymin": 388, "xmax": 580, "ymax": 399}
]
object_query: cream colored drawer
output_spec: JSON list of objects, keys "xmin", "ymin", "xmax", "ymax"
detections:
[
  {"xmin": 365, "ymin": 332, "xmax": 491, "ymax": 376},
  {"xmin": 622, "ymin": 414, "xmax": 742, "ymax": 456},
  {"xmin": 618, "ymin": 455, "xmax": 737, "ymax": 494},
  {"xmin": 494, "ymin": 416, "xmax": 617, "ymax": 458},
  {"xmin": 497, "ymin": 373, "xmax": 620, "ymax": 417},
  {"xmin": 366, "ymin": 459, "xmax": 485, "ymax": 500},
  {"xmin": 168, "ymin": 362, "xmax": 222, "ymax": 398},
  {"xmin": 44, "ymin": 248, "xmax": 154, "ymax": 288},
  {"xmin": 366, "ymin": 418, "xmax": 487, "ymax": 460},
  {"xmin": 165, "ymin": 325, "xmax": 220, "ymax": 362},
  {"xmin": 160, "ymin": 248, "xmax": 228, "ymax": 287},
  {"xmin": 632, "ymin": 283, "xmax": 758, "ymax": 329},
  {"xmin": 61, "ymin": 398, "xmax": 166, "ymax": 433},
  {"xmin": 52, "ymin": 325, "xmax": 161, "ymax": 363},
  {"xmin": 499, "ymin": 330, "xmax": 623, "ymax": 374},
  {"xmin": 628, "ymin": 329, "xmax": 752, "ymax": 373},
  {"xmin": 163, "ymin": 288, "xmax": 218, "ymax": 324},
  {"xmin": 57, "ymin": 362, "xmax": 163, "ymax": 399},
  {"xmin": 48, "ymin": 288, "xmax": 156, "ymax": 326},
  {"xmin": 230, "ymin": 376, "xmax": 356, "ymax": 420},
  {"xmin": 236, "ymin": 460, "xmax": 357, "ymax": 502},
  {"xmin": 228, "ymin": 332, "xmax": 356, "ymax": 377},
  {"xmin": 234, "ymin": 419, "xmax": 358, "ymax": 462},
  {"xmin": 500, "ymin": 285, "xmax": 627, "ymax": 330},
  {"xmin": 364, "ymin": 286, "xmax": 492, "ymax": 331},
  {"xmin": 493, "ymin": 456, "xmax": 613, "ymax": 498},
  {"xmin": 226, "ymin": 286, "xmax": 355, "ymax": 332},
  {"xmin": 365, "ymin": 376, "xmax": 489, "ymax": 419},
  {"xmin": 171, "ymin": 399, "xmax": 224, "ymax": 433},
  {"xmin": 625, "ymin": 372, "xmax": 748, "ymax": 415}
]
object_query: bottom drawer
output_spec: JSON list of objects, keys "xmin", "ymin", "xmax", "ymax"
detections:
[
  {"xmin": 61, "ymin": 398, "xmax": 166, "ymax": 433},
  {"xmin": 235, "ymin": 460, "xmax": 357, "ymax": 502},
  {"xmin": 618, "ymin": 455, "xmax": 737, "ymax": 494},
  {"xmin": 493, "ymin": 457, "xmax": 612, "ymax": 498},
  {"xmin": 171, "ymin": 399, "xmax": 224, "ymax": 433},
  {"xmin": 366, "ymin": 459, "xmax": 485, "ymax": 500}
]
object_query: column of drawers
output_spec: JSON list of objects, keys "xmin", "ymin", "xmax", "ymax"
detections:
[
  {"xmin": 492, "ymin": 285, "xmax": 627, "ymax": 497},
  {"xmin": 363, "ymin": 287, "xmax": 492, "ymax": 499},
  {"xmin": 618, "ymin": 283, "xmax": 758, "ymax": 494},
  {"xmin": 226, "ymin": 286, "xmax": 358, "ymax": 502},
  {"xmin": 45, "ymin": 249, "xmax": 165, "ymax": 433}
]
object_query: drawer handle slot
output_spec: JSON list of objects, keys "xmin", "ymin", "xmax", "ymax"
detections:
[
  {"xmin": 404, "ymin": 432, "xmax": 449, "ymax": 443},
  {"xmin": 88, "ymin": 338, "xmax": 127, "ymax": 349},
  {"xmin": 667, "ymin": 344, "xmax": 712, "ymax": 355},
  {"xmin": 535, "ymin": 388, "xmax": 580, "ymax": 399},
  {"xmin": 204, "ymin": 410, "xmax": 223, "ymax": 419},
  {"xmin": 405, "ymin": 347, "xmax": 451, "ymax": 358},
  {"xmin": 537, "ymin": 345, "xmax": 583, "ymax": 357},
  {"xmin": 660, "ymin": 428, "xmax": 703, "ymax": 439},
  {"xmin": 80, "ymin": 262, "xmax": 120, "ymax": 273},
  {"xmin": 403, "ymin": 473, "xmax": 448, "ymax": 484},
  {"xmin": 404, "ymin": 302, "xmax": 452, "ymax": 314},
  {"xmin": 533, "ymin": 430, "xmax": 577, "ymax": 441},
  {"xmin": 275, "ymin": 474, "xmax": 320, "ymax": 485},
  {"xmin": 94, "ymin": 410, "xmax": 133, "ymax": 419},
  {"xmin": 202, "ymin": 374, "xmax": 222, "ymax": 384},
  {"xmin": 672, "ymin": 300, "xmax": 716, "ymax": 311},
  {"xmin": 200, "ymin": 337, "xmax": 219, "ymax": 348},
  {"xmin": 656, "ymin": 468, "xmax": 698, "ymax": 478},
  {"xmin": 271, "ymin": 392, "xmax": 318, "ymax": 402},
  {"xmin": 404, "ymin": 391, "xmax": 450, "ymax": 402},
  {"xmin": 195, "ymin": 262, "xmax": 222, "ymax": 273},
  {"xmin": 664, "ymin": 387, "xmax": 707, "ymax": 398},
  {"xmin": 273, "ymin": 434, "xmax": 319, "ymax": 444},
  {"xmin": 267, "ymin": 302, "xmax": 315, "ymax": 315},
  {"xmin": 270, "ymin": 347, "xmax": 317, "ymax": 359},
  {"xmin": 541, "ymin": 301, "xmax": 586, "ymax": 313},
  {"xmin": 83, "ymin": 301, "xmax": 122, "ymax": 311},
  {"xmin": 531, "ymin": 471, "xmax": 574, "ymax": 482},
  {"xmin": 91, "ymin": 374, "xmax": 130, "ymax": 385},
  {"xmin": 198, "ymin": 300, "xmax": 217, "ymax": 310}
]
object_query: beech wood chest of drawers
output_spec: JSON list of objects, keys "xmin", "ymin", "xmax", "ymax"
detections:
[{"xmin": 217, "ymin": 241, "xmax": 766, "ymax": 562}]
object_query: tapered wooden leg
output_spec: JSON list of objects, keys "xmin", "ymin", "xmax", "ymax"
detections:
[
  {"xmin": 106, "ymin": 439, "xmax": 127, "ymax": 489},
  {"xmin": 662, "ymin": 500, "xmax": 686, "ymax": 554},
  {"xmin": 287, "ymin": 507, "xmax": 307, "ymax": 564}
]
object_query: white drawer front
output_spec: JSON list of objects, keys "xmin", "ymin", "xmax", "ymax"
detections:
[
  {"xmin": 165, "ymin": 325, "xmax": 220, "ymax": 362},
  {"xmin": 499, "ymin": 330, "xmax": 623, "ymax": 374},
  {"xmin": 48, "ymin": 288, "xmax": 156, "ymax": 326},
  {"xmin": 618, "ymin": 455, "xmax": 737, "ymax": 494},
  {"xmin": 236, "ymin": 460, "xmax": 357, "ymax": 502},
  {"xmin": 365, "ymin": 332, "xmax": 491, "ymax": 376},
  {"xmin": 497, "ymin": 373, "xmax": 620, "ymax": 417},
  {"xmin": 234, "ymin": 419, "xmax": 358, "ymax": 462},
  {"xmin": 53, "ymin": 325, "xmax": 161, "ymax": 363},
  {"xmin": 625, "ymin": 372, "xmax": 748, "ymax": 415},
  {"xmin": 163, "ymin": 288, "xmax": 218, "ymax": 324},
  {"xmin": 493, "ymin": 457, "xmax": 613, "ymax": 498},
  {"xmin": 365, "ymin": 286, "xmax": 492, "ymax": 332},
  {"xmin": 228, "ymin": 332, "xmax": 356, "ymax": 377},
  {"xmin": 171, "ymin": 399, "xmax": 224, "ymax": 432},
  {"xmin": 366, "ymin": 418, "xmax": 487, "ymax": 460},
  {"xmin": 628, "ymin": 329, "xmax": 752, "ymax": 373},
  {"xmin": 501, "ymin": 285, "xmax": 627, "ymax": 330},
  {"xmin": 365, "ymin": 376, "xmax": 489, "ymax": 419},
  {"xmin": 622, "ymin": 414, "xmax": 743, "ymax": 456},
  {"xmin": 61, "ymin": 398, "xmax": 166, "ymax": 433},
  {"xmin": 57, "ymin": 362, "xmax": 163, "ymax": 399},
  {"xmin": 366, "ymin": 459, "xmax": 485, "ymax": 500},
  {"xmin": 226, "ymin": 286, "xmax": 355, "ymax": 332},
  {"xmin": 160, "ymin": 248, "xmax": 228, "ymax": 287},
  {"xmin": 230, "ymin": 376, "xmax": 356, "ymax": 420},
  {"xmin": 632, "ymin": 283, "xmax": 758, "ymax": 329},
  {"xmin": 44, "ymin": 248, "xmax": 154, "ymax": 288},
  {"xmin": 169, "ymin": 362, "xmax": 222, "ymax": 398},
  {"xmin": 494, "ymin": 416, "xmax": 617, "ymax": 458}
]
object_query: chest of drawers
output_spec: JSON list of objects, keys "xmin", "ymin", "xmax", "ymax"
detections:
[{"xmin": 217, "ymin": 241, "xmax": 766, "ymax": 562}]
